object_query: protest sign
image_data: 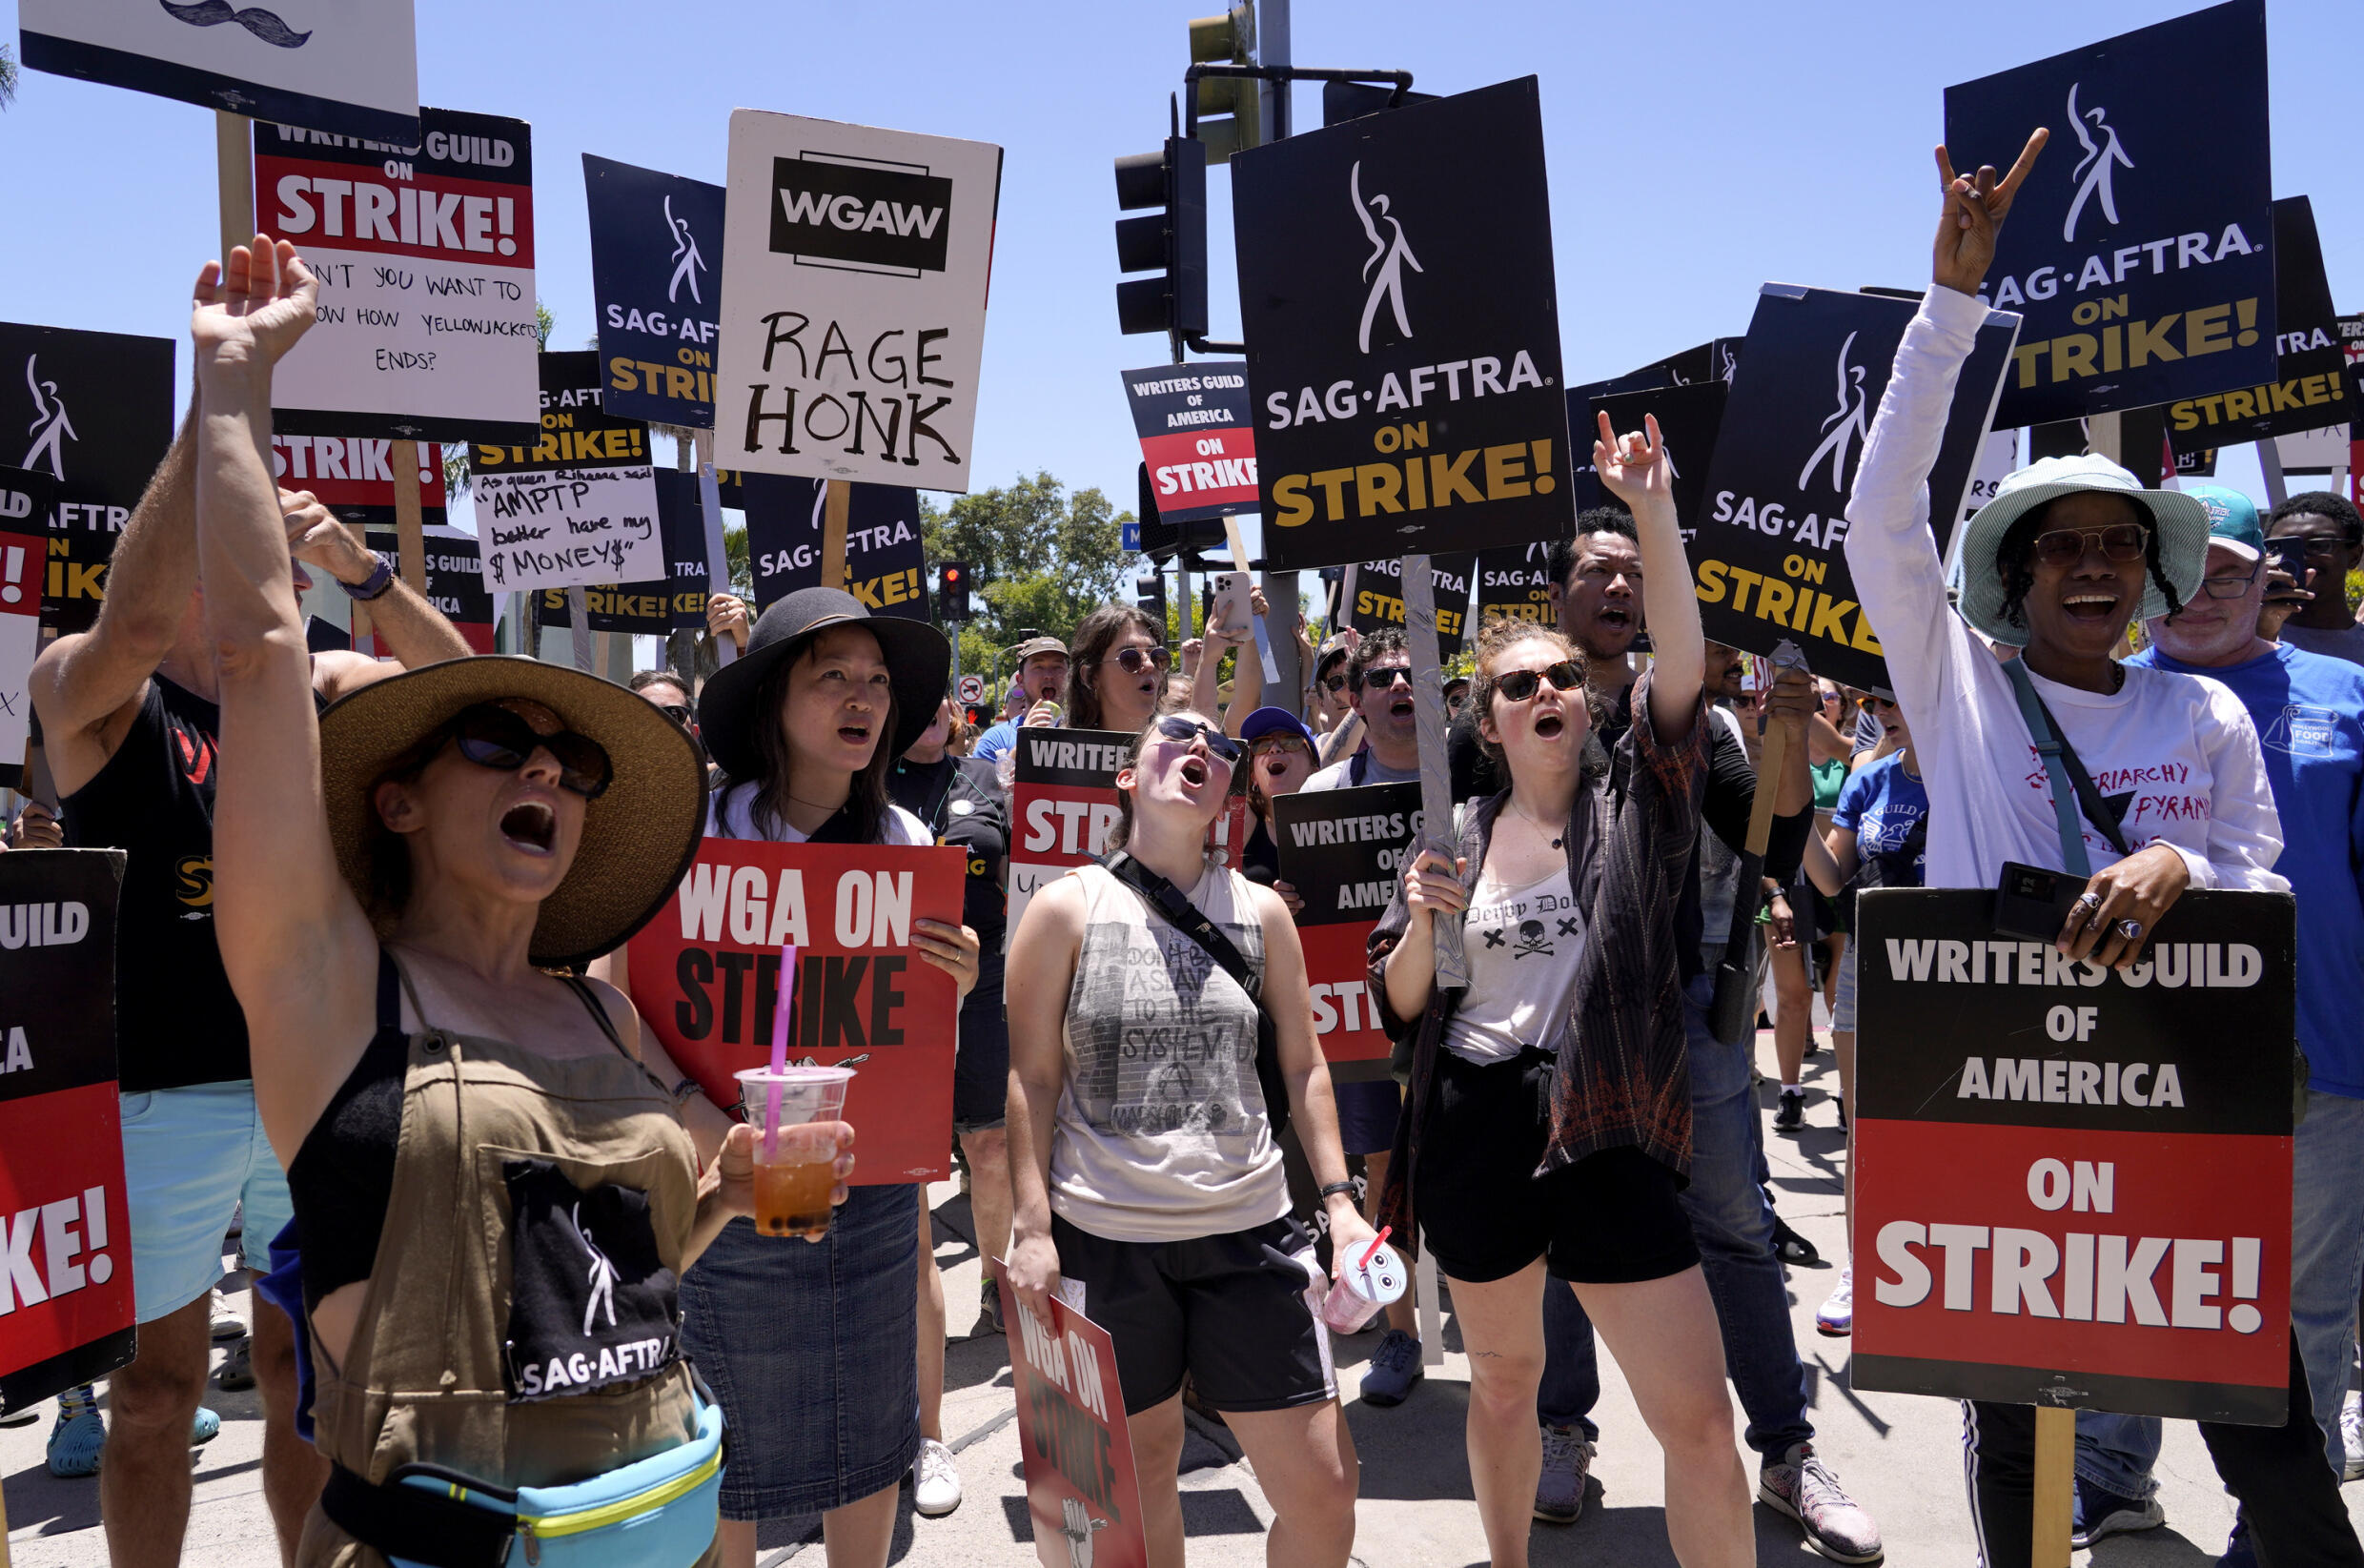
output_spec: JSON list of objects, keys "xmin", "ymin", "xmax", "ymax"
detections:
[
  {"xmin": 1945, "ymin": 0, "xmax": 2274, "ymax": 428},
  {"xmin": 1006, "ymin": 727, "xmax": 1246, "ymax": 937},
  {"xmin": 471, "ymin": 352, "xmax": 662, "ymax": 595},
  {"xmin": 1658, "ymin": 338, "xmax": 1744, "ymax": 387},
  {"xmin": 20, "ymin": 0, "xmax": 418, "ymax": 143},
  {"xmin": 2169, "ymin": 197, "xmax": 2346, "ymax": 453},
  {"xmin": 535, "ymin": 581, "xmax": 671, "ymax": 638},
  {"xmin": 1475, "ymin": 541, "xmax": 1555, "ymax": 627},
  {"xmin": 1693, "ymin": 285, "xmax": 2019, "ymax": 692},
  {"xmin": 257, "ymin": 109, "xmax": 540, "ymax": 445},
  {"xmin": 0, "ymin": 849, "xmax": 135, "ymax": 1416},
  {"xmin": 715, "ymin": 111, "xmax": 1004, "ymax": 491},
  {"xmin": 362, "ymin": 525, "xmax": 494, "ymax": 653},
  {"xmin": 273, "ymin": 433, "xmax": 445, "ymax": 528},
  {"xmin": 1588, "ymin": 378, "xmax": 1728, "ymax": 545},
  {"xmin": 1272, "ymin": 784, "xmax": 1420, "ymax": 1076},
  {"xmin": 627, "ymin": 840, "xmax": 966, "ymax": 1184},
  {"xmin": 1233, "ymin": 77, "xmax": 1572, "ymax": 569},
  {"xmin": 0, "ymin": 322, "xmax": 175, "ymax": 635},
  {"xmin": 0, "ymin": 471, "xmax": 47, "ymax": 783},
  {"xmin": 584, "ymin": 154, "xmax": 724, "ymax": 429},
  {"xmin": 731, "ymin": 473, "xmax": 927, "ymax": 620},
  {"xmin": 1121, "ymin": 360, "xmax": 1259, "ymax": 535},
  {"xmin": 656, "ymin": 470, "xmax": 713, "ymax": 632},
  {"xmin": 1343, "ymin": 555, "xmax": 1475, "ymax": 658},
  {"xmin": 1852, "ymin": 887, "xmax": 2293, "ymax": 1423},
  {"xmin": 997, "ymin": 1282, "xmax": 1150, "ymax": 1568}
]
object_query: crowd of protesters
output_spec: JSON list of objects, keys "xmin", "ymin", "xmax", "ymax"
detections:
[{"xmin": 8, "ymin": 130, "xmax": 2364, "ymax": 1568}]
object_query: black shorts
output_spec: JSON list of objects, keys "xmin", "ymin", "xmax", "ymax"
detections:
[
  {"xmin": 951, "ymin": 961, "xmax": 1009, "ymax": 1133},
  {"xmin": 1050, "ymin": 1212, "xmax": 1336, "ymax": 1417},
  {"xmin": 1417, "ymin": 1048, "xmax": 1699, "ymax": 1287}
]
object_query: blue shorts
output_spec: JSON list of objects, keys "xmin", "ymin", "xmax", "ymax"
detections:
[
  {"xmin": 1333, "ymin": 1078, "xmax": 1404, "ymax": 1157},
  {"xmin": 119, "ymin": 1081, "xmax": 293, "ymax": 1326}
]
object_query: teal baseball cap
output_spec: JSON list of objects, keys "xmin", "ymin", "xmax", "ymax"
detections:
[{"xmin": 2184, "ymin": 485, "xmax": 2262, "ymax": 562}]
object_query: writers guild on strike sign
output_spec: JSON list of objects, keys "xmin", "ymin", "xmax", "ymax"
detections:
[
  {"xmin": 1120, "ymin": 361, "xmax": 1259, "ymax": 529},
  {"xmin": 1945, "ymin": 0, "xmax": 2275, "ymax": 427},
  {"xmin": 1233, "ymin": 77, "xmax": 1573, "ymax": 570},
  {"xmin": 1693, "ymin": 285, "xmax": 2017, "ymax": 694},
  {"xmin": 998, "ymin": 1280, "xmax": 1150, "ymax": 1568},
  {"xmin": 1, "ymin": 848, "xmax": 136, "ymax": 1415},
  {"xmin": 625, "ymin": 841, "xmax": 966, "ymax": 1185},
  {"xmin": 1272, "ymin": 784, "xmax": 1422, "ymax": 1076},
  {"xmin": 1850, "ymin": 887, "xmax": 2294, "ymax": 1424},
  {"xmin": 1006, "ymin": 729, "xmax": 1246, "ymax": 943}
]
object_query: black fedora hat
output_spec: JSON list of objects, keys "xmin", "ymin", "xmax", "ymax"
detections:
[{"xmin": 697, "ymin": 587, "xmax": 951, "ymax": 781}]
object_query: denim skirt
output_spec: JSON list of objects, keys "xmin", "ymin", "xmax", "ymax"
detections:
[{"xmin": 680, "ymin": 1182, "xmax": 921, "ymax": 1518}]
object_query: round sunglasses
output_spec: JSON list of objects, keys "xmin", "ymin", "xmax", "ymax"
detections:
[
  {"xmin": 1495, "ymin": 661, "xmax": 1583, "ymax": 703},
  {"xmin": 1103, "ymin": 645, "xmax": 1173, "ymax": 675},
  {"xmin": 440, "ymin": 703, "xmax": 613, "ymax": 799}
]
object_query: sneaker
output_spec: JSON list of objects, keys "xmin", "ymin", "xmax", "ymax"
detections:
[
  {"xmin": 191, "ymin": 1407, "xmax": 222, "ymax": 1447},
  {"xmin": 1816, "ymin": 1268, "xmax": 1854, "ymax": 1337},
  {"xmin": 1771, "ymin": 1215, "xmax": 1822, "ymax": 1267},
  {"xmin": 2068, "ymin": 1476, "xmax": 2165, "ymax": 1549},
  {"xmin": 1837, "ymin": 1098, "xmax": 1848, "ymax": 1133},
  {"xmin": 911, "ymin": 1436, "xmax": 963, "ymax": 1517},
  {"xmin": 977, "ymin": 1282, "xmax": 1006, "ymax": 1336},
  {"xmin": 216, "ymin": 1334, "xmax": 255, "ymax": 1392},
  {"xmin": 2219, "ymin": 1513, "xmax": 2258, "ymax": 1567},
  {"xmin": 1774, "ymin": 1089, "xmax": 1806, "ymax": 1132},
  {"xmin": 209, "ymin": 1287, "xmax": 245, "ymax": 1342},
  {"xmin": 1759, "ymin": 1441, "xmax": 1884, "ymax": 1564},
  {"xmin": 2342, "ymin": 1392, "xmax": 2364, "ymax": 1482},
  {"xmin": 1533, "ymin": 1423, "xmax": 1595, "ymax": 1524},
  {"xmin": 46, "ymin": 1390, "xmax": 104, "ymax": 1477},
  {"xmin": 0, "ymin": 1404, "xmax": 36, "ymax": 1428},
  {"xmin": 1358, "ymin": 1329, "xmax": 1423, "ymax": 1408}
]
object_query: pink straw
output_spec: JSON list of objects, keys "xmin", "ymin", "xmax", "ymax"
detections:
[
  {"xmin": 764, "ymin": 944, "xmax": 798, "ymax": 1157},
  {"xmin": 1360, "ymin": 1225, "xmax": 1392, "ymax": 1271}
]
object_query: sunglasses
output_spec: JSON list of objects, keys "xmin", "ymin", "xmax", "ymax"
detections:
[
  {"xmin": 1253, "ymin": 735, "xmax": 1312, "ymax": 760},
  {"xmin": 1356, "ymin": 664, "xmax": 1414, "ymax": 693},
  {"xmin": 1495, "ymin": 661, "xmax": 1583, "ymax": 703},
  {"xmin": 2278, "ymin": 536, "xmax": 2348, "ymax": 559},
  {"xmin": 2031, "ymin": 522, "xmax": 2148, "ymax": 567},
  {"xmin": 442, "ymin": 703, "xmax": 613, "ymax": 799},
  {"xmin": 1105, "ymin": 645, "xmax": 1173, "ymax": 676},
  {"xmin": 1152, "ymin": 714, "xmax": 1243, "ymax": 764},
  {"xmin": 658, "ymin": 703, "xmax": 697, "ymax": 728},
  {"xmin": 1858, "ymin": 694, "xmax": 1901, "ymax": 711},
  {"xmin": 1319, "ymin": 673, "xmax": 1349, "ymax": 695},
  {"xmin": 2197, "ymin": 560, "xmax": 2262, "ymax": 600}
]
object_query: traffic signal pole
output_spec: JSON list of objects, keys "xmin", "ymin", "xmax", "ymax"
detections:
[{"xmin": 1253, "ymin": 0, "xmax": 1301, "ymax": 715}]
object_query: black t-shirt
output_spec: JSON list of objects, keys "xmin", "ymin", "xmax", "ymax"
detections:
[
  {"xmin": 887, "ymin": 754, "xmax": 1009, "ymax": 950},
  {"xmin": 60, "ymin": 675, "xmax": 329, "ymax": 1092}
]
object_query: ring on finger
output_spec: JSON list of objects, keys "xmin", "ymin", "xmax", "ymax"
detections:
[{"xmin": 2115, "ymin": 918, "xmax": 2144, "ymax": 943}]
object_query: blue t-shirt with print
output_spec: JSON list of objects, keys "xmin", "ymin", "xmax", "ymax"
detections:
[
  {"xmin": 1831, "ymin": 752, "xmax": 1929, "ymax": 887},
  {"xmin": 2130, "ymin": 641, "xmax": 2364, "ymax": 1097}
]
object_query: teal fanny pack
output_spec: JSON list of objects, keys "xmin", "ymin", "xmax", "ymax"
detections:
[{"xmin": 323, "ymin": 1392, "xmax": 724, "ymax": 1568}]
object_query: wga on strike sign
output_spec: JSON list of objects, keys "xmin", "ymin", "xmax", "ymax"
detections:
[
  {"xmin": 1006, "ymin": 729, "xmax": 1247, "ymax": 941},
  {"xmin": 1, "ymin": 850, "xmax": 134, "ymax": 1415},
  {"xmin": 627, "ymin": 842, "xmax": 965, "ymax": 1184},
  {"xmin": 1120, "ymin": 361, "xmax": 1258, "ymax": 528},
  {"xmin": 999, "ymin": 1283, "xmax": 1148, "ymax": 1568},
  {"xmin": 1852, "ymin": 888, "xmax": 2293, "ymax": 1423},
  {"xmin": 1273, "ymin": 784, "xmax": 1420, "ymax": 1076}
]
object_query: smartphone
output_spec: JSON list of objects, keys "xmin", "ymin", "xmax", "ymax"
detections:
[
  {"xmin": 1739, "ymin": 655, "xmax": 1770, "ymax": 696},
  {"xmin": 2265, "ymin": 537, "xmax": 2310, "ymax": 588},
  {"xmin": 1993, "ymin": 860, "xmax": 2084, "ymax": 942}
]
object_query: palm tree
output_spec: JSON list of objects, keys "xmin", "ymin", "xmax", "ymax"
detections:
[{"xmin": 1, "ymin": 44, "xmax": 21, "ymax": 109}]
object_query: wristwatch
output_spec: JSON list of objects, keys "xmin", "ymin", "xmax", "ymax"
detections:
[
  {"xmin": 345, "ymin": 550, "xmax": 397, "ymax": 601},
  {"xmin": 1317, "ymin": 1180, "xmax": 1359, "ymax": 1202}
]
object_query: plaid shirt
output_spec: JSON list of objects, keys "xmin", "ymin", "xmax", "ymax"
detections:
[{"xmin": 1369, "ymin": 670, "xmax": 1708, "ymax": 1257}]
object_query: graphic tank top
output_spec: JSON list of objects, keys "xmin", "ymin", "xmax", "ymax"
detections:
[{"xmin": 1051, "ymin": 862, "xmax": 1287, "ymax": 1243}]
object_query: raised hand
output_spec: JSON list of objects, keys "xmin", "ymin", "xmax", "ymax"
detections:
[
  {"xmin": 1593, "ymin": 410, "xmax": 1673, "ymax": 512},
  {"xmin": 192, "ymin": 234, "xmax": 318, "ymax": 373},
  {"xmin": 1932, "ymin": 130, "xmax": 2048, "ymax": 297}
]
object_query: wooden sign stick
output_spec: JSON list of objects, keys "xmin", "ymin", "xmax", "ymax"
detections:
[
  {"xmin": 822, "ymin": 480, "xmax": 851, "ymax": 595},
  {"xmin": 1398, "ymin": 553, "xmax": 1466, "ymax": 988}
]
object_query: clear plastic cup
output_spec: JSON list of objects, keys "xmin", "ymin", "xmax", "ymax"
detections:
[
  {"xmin": 1317, "ymin": 1240, "xmax": 1407, "ymax": 1334},
  {"xmin": 735, "ymin": 1066, "xmax": 855, "ymax": 1239}
]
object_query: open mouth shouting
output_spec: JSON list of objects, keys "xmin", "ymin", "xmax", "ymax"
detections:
[
  {"xmin": 1594, "ymin": 602, "xmax": 1633, "ymax": 634},
  {"xmin": 1177, "ymin": 754, "xmax": 1213, "ymax": 790},
  {"xmin": 837, "ymin": 719, "xmax": 873, "ymax": 748},
  {"xmin": 500, "ymin": 799, "xmax": 558, "ymax": 856},
  {"xmin": 2060, "ymin": 589, "xmax": 2122, "ymax": 625}
]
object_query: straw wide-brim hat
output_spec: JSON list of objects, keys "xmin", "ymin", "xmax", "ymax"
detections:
[
  {"xmin": 696, "ymin": 587, "xmax": 951, "ymax": 781},
  {"xmin": 1953, "ymin": 453, "xmax": 2210, "ymax": 647},
  {"xmin": 317, "ymin": 656, "xmax": 707, "ymax": 968}
]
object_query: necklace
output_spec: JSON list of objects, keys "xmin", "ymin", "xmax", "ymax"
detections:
[
  {"xmin": 787, "ymin": 792, "xmax": 849, "ymax": 813},
  {"xmin": 1508, "ymin": 803, "xmax": 1564, "ymax": 851}
]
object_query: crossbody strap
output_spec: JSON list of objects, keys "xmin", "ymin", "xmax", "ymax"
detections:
[
  {"xmin": 2002, "ymin": 661, "xmax": 2132, "ymax": 876},
  {"xmin": 1100, "ymin": 852, "xmax": 1258, "ymax": 999}
]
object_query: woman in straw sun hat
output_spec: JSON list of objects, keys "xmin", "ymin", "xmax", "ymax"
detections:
[{"xmin": 194, "ymin": 237, "xmax": 831, "ymax": 1567}]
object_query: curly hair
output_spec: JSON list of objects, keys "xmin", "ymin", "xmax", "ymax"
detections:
[
  {"xmin": 1346, "ymin": 626, "xmax": 1409, "ymax": 692},
  {"xmin": 1468, "ymin": 619, "xmax": 1608, "ymax": 774},
  {"xmin": 1995, "ymin": 496, "xmax": 2184, "ymax": 632}
]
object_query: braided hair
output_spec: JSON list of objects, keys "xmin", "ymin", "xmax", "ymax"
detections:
[{"xmin": 1995, "ymin": 497, "xmax": 2184, "ymax": 632}]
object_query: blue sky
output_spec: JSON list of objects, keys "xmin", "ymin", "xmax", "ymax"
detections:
[{"xmin": 2, "ymin": 0, "xmax": 2352, "ymax": 538}]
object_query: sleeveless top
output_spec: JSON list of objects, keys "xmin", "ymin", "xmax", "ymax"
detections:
[
  {"xmin": 61, "ymin": 674, "xmax": 325, "ymax": 1091},
  {"xmin": 1050, "ymin": 862, "xmax": 1285, "ymax": 1244},
  {"xmin": 297, "ymin": 951, "xmax": 712, "ymax": 1566}
]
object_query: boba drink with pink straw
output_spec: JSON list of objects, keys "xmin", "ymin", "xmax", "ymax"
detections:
[
  {"xmin": 737, "ymin": 942, "xmax": 855, "ymax": 1238},
  {"xmin": 1318, "ymin": 1225, "xmax": 1407, "ymax": 1334}
]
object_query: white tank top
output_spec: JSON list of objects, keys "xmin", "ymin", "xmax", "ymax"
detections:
[
  {"xmin": 1442, "ymin": 865, "xmax": 1585, "ymax": 1065},
  {"xmin": 1050, "ymin": 862, "xmax": 1288, "ymax": 1242}
]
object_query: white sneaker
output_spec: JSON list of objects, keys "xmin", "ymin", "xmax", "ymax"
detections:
[
  {"xmin": 2341, "ymin": 1391, "xmax": 2364, "ymax": 1483},
  {"xmin": 912, "ymin": 1436, "xmax": 963, "ymax": 1517},
  {"xmin": 209, "ymin": 1287, "xmax": 245, "ymax": 1342},
  {"xmin": 1816, "ymin": 1267, "xmax": 1853, "ymax": 1337}
]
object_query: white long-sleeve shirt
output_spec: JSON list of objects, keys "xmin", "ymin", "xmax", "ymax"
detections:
[{"xmin": 1843, "ymin": 285, "xmax": 2286, "ymax": 896}]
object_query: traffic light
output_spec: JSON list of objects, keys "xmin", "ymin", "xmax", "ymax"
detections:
[
  {"xmin": 1134, "ymin": 571, "xmax": 1168, "ymax": 629},
  {"xmin": 1113, "ymin": 136, "xmax": 1208, "ymax": 340},
  {"xmin": 1190, "ymin": 6, "xmax": 1261, "ymax": 165},
  {"xmin": 937, "ymin": 561, "xmax": 973, "ymax": 623}
]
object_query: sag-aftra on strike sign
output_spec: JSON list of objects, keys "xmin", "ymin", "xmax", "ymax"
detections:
[{"xmin": 1852, "ymin": 888, "xmax": 2294, "ymax": 1425}]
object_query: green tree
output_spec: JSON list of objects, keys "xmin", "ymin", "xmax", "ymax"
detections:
[{"xmin": 920, "ymin": 472, "xmax": 1133, "ymax": 681}]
